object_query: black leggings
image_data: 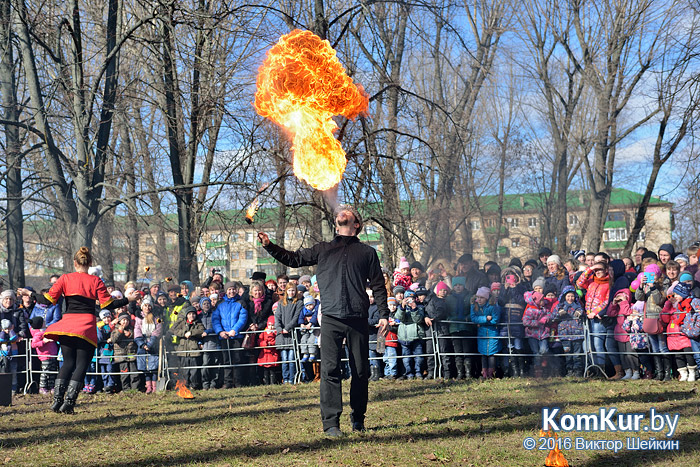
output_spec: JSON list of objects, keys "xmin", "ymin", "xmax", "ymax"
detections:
[{"xmin": 57, "ymin": 336, "xmax": 96, "ymax": 383}]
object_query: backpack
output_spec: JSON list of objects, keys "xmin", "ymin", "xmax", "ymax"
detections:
[{"xmin": 681, "ymin": 311, "xmax": 700, "ymax": 339}]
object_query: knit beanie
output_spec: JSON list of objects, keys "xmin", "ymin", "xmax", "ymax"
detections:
[
  {"xmin": 674, "ymin": 282, "xmax": 691, "ymax": 299},
  {"xmin": 199, "ymin": 296, "xmax": 211, "ymax": 307},
  {"xmin": 303, "ymin": 292, "xmax": 315, "ymax": 307},
  {"xmin": 680, "ymin": 271, "xmax": 694, "ymax": 283},
  {"xmin": 547, "ymin": 255, "xmax": 562, "ymax": 266},
  {"xmin": 532, "ymin": 277, "xmax": 546, "ymax": 290},
  {"xmin": 538, "ymin": 247, "xmax": 553, "ymax": 258},
  {"xmin": 392, "ymin": 285, "xmax": 405, "ymax": 295},
  {"xmin": 224, "ymin": 281, "xmax": 237, "ymax": 292},
  {"xmin": 451, "ymin": 276, "xmax": 466, "ymax": 288},
  {"xmin": 435, "ymin": 281, "xmax": 450, "ymax": 294},
  {"xmin": 543, "ymin": 282, "xmax": 558, "ymax": 297},
  {"xmin": 30, "ymin": 316, "xmax": 44, "ymax": 330},
  {"xmin": 141, "ymin": 296, "xmax": 153, "ymax": 308},
  {"xmin": 404, "ymin": 290, "xmax": 416, "ymax": 299},
  {"xmin": 296, "ymin": 285, "xmax": 308, "ymax": 293},
  {"xmin": 149, "ymin": 280, "xmax": 160, "ymax": 289},
  {"xmin": 99, "ymin": 309, "xmax": 111, "ymax": 320},
  {"xmin": 674, "ymin": 254, "xmax": 690, "ymax": 265},
  {"xmin": 0, "ymin": 290, "xmax": 15, "ymax": 301},
  {"xmin": 299, "ymin": 275, "xmax": 312, "ymax": 284},
  {"xmin": 387, "ymin": 297, "xmax": 397, "ymax": 306},
  {"xmin": 399, "ymin": 257, "xmax": 410, "ymax": 270},
  {"xmin": 111, "ymin": 290, "xmax": 124, "ymax": 300},
  {"xmin": 410, "ymin": 261, "xmax": 424, "ymax": 271},
  {"xmin": 117, "ymin": 312, "xmax": 130, "ymax": 323},
  {"xmin": 658, "ymin": 243, "xmax": 675, "ymax": 258},
  {"xmin": 415, "ymin": 286, "xmax": 429, "ymax": 296},
  {"xmin": 644, "ymin": 264, "xmax": 662, "ymax": 277},
  {"xmin": 475, "ymin": 287, "xmax": 490, "ymax": 299}
]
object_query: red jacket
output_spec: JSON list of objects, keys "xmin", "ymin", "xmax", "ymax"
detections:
[
  {"xmin": 662, "ymin": 299, "xmax": 691, "ymax": 350},
  {"xmin": 576, "ymin": 269, "xmax": 610, "ymax": 317},
  {"xmin": 257, "ymin": 315, "xmax": 279, "ymax": 367}
]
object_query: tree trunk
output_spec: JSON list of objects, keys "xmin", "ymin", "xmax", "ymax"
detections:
[{"xmin": 0, "ymin": 0, "xmax": 25, "ymax": 287}]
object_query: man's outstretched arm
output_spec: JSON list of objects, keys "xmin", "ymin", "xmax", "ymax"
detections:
[{"xmin": 258, "ymin": 232, "xmax": 320, "ymax": 268}]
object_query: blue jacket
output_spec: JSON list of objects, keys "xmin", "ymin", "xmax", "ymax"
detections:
[
  {"xmin": 470, "ymin": 302, "xmax": 501, "ymax": 356},
  {"xmin": 298, "ymin": 302, "xmax": 319, "ymax": 326},
  {"xmin": 212, "ymin": 296, "xmax": 248, "ymax": 339},
  {"xmin": 30, "ymin": 301, "xmax": 62, "ymax": 328}
]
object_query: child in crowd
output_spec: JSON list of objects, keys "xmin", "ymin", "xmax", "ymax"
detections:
[
  {"xmin": 298, "ymin": 292, "xmax": 319, "ymax": 362},
  {"xmin": 663, "ymin": 283, "xmax": 696, "ymax": 381},
  {"xmin": 522, "ymin": 291, "xmax": 552, "ymax": 377},
  {"xmin": 682, "ymin": 298, "xmax": 700, "ymax": 381},
  {"xmin": 609, "ymin": 289, "xmax": 639, "ymax": 379},
  {"xmin": 172, "ymin": 307, "xmax": 205, "ymax": 389},
  {"xmin": 470, "ymin": 287, "xmax": 500, "ymax": 379},
  {"xmin": 635, "ymin": 263, "xmax": 671, "ymax": 380},
  {"xmin": 395, "ymin": 290, "xmax": 425, "ymax": 379},
  {"xmin": 393, "ymin": 257, "xmax": 413, "ymax": 289},
  {"xmin": 554, "ymin": 286, "xmax": 584, "ymax": 377},
  {"xmin": 426, "ymin": 281, "xmax": 450, "ymax": 379},
  {"xmin": 275, "ymin": 284, "xmax": 302, "ymax": 384},
  {"xmin": 257, "ymin": 313, "xmax": 279, "ymax": 385},
  {"xmin": 96, "ymin": 310, "xmax": 116, "ymax": 393},
  {"xmin": 112, "ymin": 311, "xmax": 139, "ymax": 391},
  {"xmin": 623, "ymin": 301, "xmax": 653, "ymax": 379},
  {"xmin": 384, "ymin": 297, "xmax": 400, "ymax": 380},
  {"xmin": 499, "ymin": 267, "xmax": 528, "ymax": 378},
  {"xmin": 30, "ymin": 316, "xmax": 58, "ymax": 394},
  {"xmin": 367, "ymin": 288, "xmax": 382, "ymax": 381},
  {"xmin": 135, "ymin": 297, "xmax": 163, "ymax": 394}
]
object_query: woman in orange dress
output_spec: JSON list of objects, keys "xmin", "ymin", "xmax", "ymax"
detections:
[{"xmin": 20, "ymin": 247, "xmax": 132, "ymax": 414}]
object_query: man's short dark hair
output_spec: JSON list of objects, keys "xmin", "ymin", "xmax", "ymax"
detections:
[
  {"xmin": 635, "ymin": 247, "xmax": 648, "ymax": 254},
  {"xmin": 457, "ymin": 253, "xmax": 473, "ymax": 264},
  {"xmin": 277, "ymin": 274, "xmax": 289, "ymax": 282}
]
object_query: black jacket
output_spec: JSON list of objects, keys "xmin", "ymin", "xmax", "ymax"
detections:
[{"xmin": 264, "ymin": 235, "xmax": 389, "ymax": 320}]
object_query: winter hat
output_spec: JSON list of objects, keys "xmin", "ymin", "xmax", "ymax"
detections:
[
  {"xmin": 658, "ymin": 243, "xmax": 675, "ymax": 258},
  {"xmin": 409, "ymin": 282, "xmax": 420, "ymax": 291},
  {"xmin": 486, "ymin": 264, "xmax": 501, "ymax": 277},
  {"xmin": 674, "ymin": 282, "xmax": 691, "ymax": 299},
  {"xmin": 457, "ymin": 253, "xmax": 473, "ymax": 264},
  {"xmin": 644, "ymin": 264, "xmax": 662, "ymax": 277},
  {"xmin": 490, "ymin": 282, "xmax": 501, "ymax": 292},
  {"xmin": 289, "ymin": 274, "xmax": 300, "ymax": 281},
  {"xmin": 30, "ymin": 316, "xmax": 44, "ymax": 330},
  {"xmin": 415, "ymin": 286, "xmax": 429, "ymax": 296},
  {"xmin": 631, "ymin": 301, "xmax": 645, "ymax": 314},
  {"xmin": 547, "ymin": 255, "xmax": 562, "ymax": 266},
  {"xmin": 543, "ymin": 282, "xmax": 558, "ymax": 297},
  {"xmin": 149, "ymin": 280, "xmax": 160, "ymax": 289},
  {"xmin": 674, "ymin": 254, "xmax": 690, "ymax": 265},
  {"xmin": 296, "ymin": 285, "xmax": 308, "ymax": 293},
  {"xmin": 435, "ymin": 281, "xmax": 450, "ymax": 294},
  {"xmin": 532, "ymin": 277, "xmax": 546, "ymax": 290},
  {"xmin": 110, "ymin": 289, "xmax": 123, "ymax": 300},
  {"xmin": 0, "ymin": 290, "xmax": 15, "ymax": 301},
  {"xmin": 641, "ymin": 251, "xmax": 658, "ymax": 261},
  {"xmin": 680, "ymin": 271, "xmax": 694, "ymax": 283},
  {"xmin": 387, "ymin": 297, "xmax": 397, "ymax": 306},
  {"xmin": 399, "ymin": 257, "xmax": 410, "ymax": 270},
  {"xmin": 88, "ymin": 265, "xmax": 103, "ymax": 277},
  {"xmin": 392, "ymin": 285, "xmax": 405, "ymax": 295},
  {"xmin": 299, "ymin": 275, "xmax": 312, "ymax": 284},
  {"xmin": 538, "ymin": 247, "xmax": 553, "ymax": 258},
  {"xmin": 508, "ymin": 257, "xmax": 523, "ymax": 269},
  {"xmin": 410, "ymin": 261, "xmax": 424, "ymax": 271},
  {"xmin": 117, "ymin": 312, "xmax": 131, "ymax": 323},
  {"xmin": 303, "ymin": 292, "xmax": 315, "ymax": 307},
  {"xmin": 250, "ymin": 271, "xmax": 266, "ymax": 281},
  {"xmin": 451, "ymin": 276, "xmax": 466, "ymax": 288},
  {"xmin": 530, "ymin": 291, "xmax": 544, "ymax": 305},
  {"xmin": 199, "ymin": 296, "xmax": 211, "ymax": 307},
  {"xmin": 570, "ymin": 249, "xmax": 586, "ymax": 260},
  {"xmin": 1, "ymin": 319, "xmax": 11, "ymax": 330},
  {"xmin": 209, "ymin": 293, "xmax": 219, "ymax": 301},
  {"xmin": 524, "ymin": 259, "xmax": 539, "ymax": 270},
  {"xmin": 224, "ymin": 281, "xmax": 237, "ymax": 292},
  {"xmin": 475, "ymin": 287, "xmax": 490, "ymax": 299},
  {"xmin": 141, "ymin": 296, "xmax": 153, "ymax": 308},
  {"xmin": 99, "ymin": 309, "xmax": 111, "ymax": 320}
]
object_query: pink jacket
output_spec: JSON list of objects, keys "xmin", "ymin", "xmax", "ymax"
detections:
[
  {"xmin": 30, "ymin": 328, "xmax": 58, "ymax": 361},
  {"xmin": 662, "ymin": 300, "xmax": 691, "ymax": 351},
  {"xmin": 576, "ymin": 268, "xmax": 610, "ymax": 317},
  {"xmin": 609, "ymin": 289, "xmax": 631, "ymax": 343}
]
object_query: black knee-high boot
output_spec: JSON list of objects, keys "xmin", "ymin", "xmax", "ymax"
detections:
[
  {"xmin": 60, "ymin": 380, "xmax": 83, "ymax": 414},
  {"xmin": 51, "ymin": 379, "xmax": 68, "ymax": 413}
]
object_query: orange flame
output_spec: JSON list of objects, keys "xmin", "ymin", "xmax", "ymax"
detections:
[
  {"xmin": 245, "ymin": 198, "xmax": 259, "ymax": 224},
  {"xmin": 175, "ymin": 379, "xmax": 194, "ymax": 399},
  {"xmin": 254, "ymin": 29, "xmax": 369, "ymax": 191},
  {"xmin": 539, "ymin": 430, "xmax": 569, "ymax": 467}
]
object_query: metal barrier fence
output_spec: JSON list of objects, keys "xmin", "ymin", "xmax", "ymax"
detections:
[{"xmin": 12, "ymin": 319, "xmax": 700, "ymax": 393}]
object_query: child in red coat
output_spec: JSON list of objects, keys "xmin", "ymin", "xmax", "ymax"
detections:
[
  {"xmin": 257, "ymin": 314, "xmax": 279, "ymax": 384},
  {"xmin": 663, "ymin": 282, "xmax": 696, "ymax": 381}
]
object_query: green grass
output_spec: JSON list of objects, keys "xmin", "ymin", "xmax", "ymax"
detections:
[{"xmin": 1, "ymin": 378, "xmax": 699, "ymax": 466}]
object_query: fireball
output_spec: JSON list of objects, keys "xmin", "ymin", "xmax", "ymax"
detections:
[{"xmin": 254, "ymin": 29, "xmax": 369, "ymax": 191}]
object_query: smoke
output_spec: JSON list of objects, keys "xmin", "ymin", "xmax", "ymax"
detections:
[{"xmin": 322, "ymin": 186, "xmax": 339, "ymax": 213}]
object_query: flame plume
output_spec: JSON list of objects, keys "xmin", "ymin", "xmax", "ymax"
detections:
[
  {"xmin": 539, "ymin": 430, "xmax": 569, "ymax": 467},
  {"xmin": 254, "ymin": 29, "xmax": 369, "ymax": 191},
  {"xmin": 245, "ymin": 198, "xmax": 259, "ymax": 224},
  {"xmin": 175, "ymin": 379, "xmax": 194, "ymax": 399}
]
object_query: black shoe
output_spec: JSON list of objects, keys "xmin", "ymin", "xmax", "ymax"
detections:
[
  {"xmin": 51, "ymin": 379, "xmax": 68, "ymax": 413},
  {"xmin": 60, "ymin": 380, "xmax": 82, "ymax": 414},
  {"xmin": 324, "ymin": 426, "xmax": 343, "ymax": 438},
  {"xmin": 369, "ymin": 366, "xmax": 380, "ymax": 382},
  {"xmin": 352, "ymin": 422, "xmax": 366, "ymax": 432}
]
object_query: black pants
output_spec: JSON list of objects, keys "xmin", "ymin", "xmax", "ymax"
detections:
[
  {"xmin": 57, "ymin": 336, "xmax": 95, "ymax": 384},
  {"xmin": 320, "ymin": 315, "xmax": 369, "ymax": 430},
  {"xmin": 202, "ymin": 348, "xmax": 222, "ymax": 389},
  {"xmin": 221, "ymin": 339, "xmax": 245, "ymax": 387}
]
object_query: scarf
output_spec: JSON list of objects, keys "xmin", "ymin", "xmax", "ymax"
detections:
[{"xmin": 253, "ymin": 297, "xmax": 265, "ymax": 314}]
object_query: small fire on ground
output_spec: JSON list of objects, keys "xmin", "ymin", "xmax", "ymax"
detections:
[
  {"xmin": 540, "ymin": 430, "xmax": 569, "ymax": 467},
  {"xmin": 175, "ymin": 379, "xmax": 194, "ymax": 399}
]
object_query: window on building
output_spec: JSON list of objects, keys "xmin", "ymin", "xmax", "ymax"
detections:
[
  {"xmin": 569, "ymin": 214, "xmax": 579, "ymax": 226},
  {"xmin": 211, "ymin": 233, "xmax": 223, "ymax": 242},
  {"xmin": 296, "ymin": 229, "xmax": 303, "ymax": 239},
  {"xmin": 484, "ymin": 218, "xmax": 494, "ymax": 228},
  {"xmin": 607, "ymin": 212, "xmax": 624, "ymax": 221},
  {"xmin": 245, "ymin": 232, "xmax": 254, "ymax": 243},
  {"xmin": 473, "ymin": 239, "xmax": 481, "ymax": 249},
  {"xmin": 245, "ymin": 250, "xmax": 254, "ymax": 260},
  {"xmin": 507, "ymin": 217, "xmax": 519, "ymax": 228},
  {"xmin": 640, "ymin": 231, "xmax": 646, "ymax": 241},
  {"xmin": 231, "ymin": 251, "xmax": 239, "ymax": 260},
  {"xmin": 145, "ymin": 237, "xmax": 155, "ymax": 246},
  {"xmin": 511, "ymin": 237, "xmax": 520, "ymax": 247},
  {"xmin": 284, "ymin": 231, "xmax": 291, "ymax": 241},
  {"xmin": 245, "ymin": 268, "xmax": 254, "ymax": 278},
  {"xmin": 605, "ymin": 228, "xmax": 628, "ymax": 242},
  {"xmin": 230, "ymin": 269, "xmax": 239, "ymax": 278},
  {"xmin": 570, "ymin": 235, "xmax": 580, "ymax": 247},
  {"xmin": 210, "ymin": 247, "xmax": 226, "ymax": 261},
  {"xmin": 230, "ymin": 233, "xmax": 240, "ymax": 243},
  {"xmin": 113, "ymin": 237, "xmax": 126, "ymax": 248},
  {"xmin": 471, "ymin": 220, "xmax": 480, "ymax": 230},
  {"xmin": 365, "ymin": 225, "xmax": 378, "ymax": 235},
  {"xmin": 165, "ymin": 235, "xmax": 174, "ymax": 246},
  {"xmin": 146, "ymin": 255, "xmax": 154, "ymax": 264},
  {"xmin": 528, "ymin": 217, "xmax": 537, "ymax": 228},
  {"xmin": 529, "ymin": 237, "xmax": 539, "ymax": 248}
]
